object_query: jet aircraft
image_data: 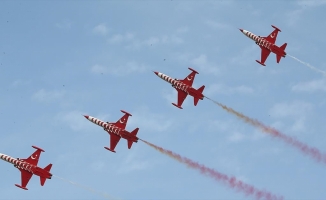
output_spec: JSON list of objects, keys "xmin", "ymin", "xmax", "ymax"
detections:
[
  {"xmin": 239, "ymin": 25, "xmax": 287, "ymax": 66},
  {"xmin": 0, "ymin": 146, "xmax": 52, "ymax": 190},
  {"xmin": 153, "ymin": 68, "xmax": 205, "ymax": 109},
  {"xmin": 84, "ymin": 110, "xmax": 139, "ymax": 153}
]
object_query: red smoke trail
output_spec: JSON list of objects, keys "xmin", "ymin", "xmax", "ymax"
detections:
[
  {"xmin": 140, "ymin": 139, "xmax": 283, "ymax": 200},
  {"xmin": 205, "ymin": 96, "xmax": 326, "ymax": 164}
]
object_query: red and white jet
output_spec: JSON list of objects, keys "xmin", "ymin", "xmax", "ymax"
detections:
[
  {"xmin": 0, "ymin": 146, "xmax": 52, "ymax": 190},
  {"xmin": 84, "ymin": 110, "xmax": 139, "ymax": 153},
  {"xmin": 154, "ymin": 68, "xmax": 205, "ymax": 109},
  {"xmin": 239, "ymin": 25, "xmax": 287, "ymax": 66}
]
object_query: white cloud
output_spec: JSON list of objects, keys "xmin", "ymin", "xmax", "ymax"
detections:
[
  {"xmin": 205, "ymin": 83, "xmax": 254, "ymax": 96},
  {"xmin": 11, "ymin": 79, "xmax": 31, "ymax": 87},
  {"xmin": 228, "ymin": 131, "xmax": 246, "ymax": 143},
  {"xmin": 128, "ymin": 106, "xmax": 174, "ymax": 132},
  {"xmin": 107, "ymin": 32, "xmax": 134, "ymax": 43},
  {"xmin": 292, "ymin": 79, "xmax": 326, "ymax": 92},
  {"xmin": 186, "ymin": 54, "xmax": 219, "ymax": 76},
  {"xmin": 297, "ymin": 0, "xmax": 326, "ymax": 7},
  {"xmin": 93, "ymin": 23, "xmax": 109, "ymax": 36},
  {"xmin": 205, "ymin": 20, "xmax": 232, "ymax": 30},
  {"xmin": 287, "ymin": 0, "xmax": 326, "ymax": 25},
  {"xmin": 269, "ymin": 101, "xmax": 313, "ymax": 133},
  {"xmin": 55, "ymin": 110, "xmax": 97, "ymax": 132},
  {"xmin": 91, "ymin": 61, "xmax": 147, "ymax": 76},
  {"xmin": 126, "ymin": 35, "xmax": 184, "ymax": 49},
  {"xmin": 32, "ymin": 89, "xmax": 65, "ymax": 102},
  {"xmin": 117, "ymin": 152, "xmax": 150, "ymax": 174},
  {"xmin": 229, "ymin": 44, "xmax": 257, "ymax": 66},
  {"xmin": 55, "ymin": 20, "xmax": 72, "ymax": 29},
  {"xmin": 176, "ymin": 26, "xmax": 189, "ymax": 34}
]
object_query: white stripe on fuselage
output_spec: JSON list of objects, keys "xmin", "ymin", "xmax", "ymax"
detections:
[
  {"xmin": 88, "ymin": 116, "xmax": 122, "ymax": 136},
  {"xmin": 0, "ymin": 153, "xmax": 34, "ymax": 172},
  {"xmin": 157, "ymin": 72, "xmax": 189, "ymax": 93}
]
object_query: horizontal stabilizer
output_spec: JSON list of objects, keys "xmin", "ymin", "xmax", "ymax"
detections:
[
  {"xmin": 128, "ymin": 128, "xmax": 139, "ymax": 149},
  {"xmin": 40, "ymin": 164, "xmax": 52, "ymax": 186}
]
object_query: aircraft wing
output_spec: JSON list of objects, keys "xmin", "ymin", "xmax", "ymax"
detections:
[
  {"xmin": 21, "ymin": 149, "xmax": 43, "ymax": 166},
  {"xmin": 180, "ymin": 71, "xmax": 197, "ymax": 86},
  {"xmin": 19, "ymin": 169, "xmax": 33, "ymax": 188},
  {"xmin": 112, "ymin": 113, "xmax": 131, "ymax": 129},
  {"xmin": 259, "ymin": 46, "xmax": 271, "ymax": 65},
  {"xmin": 109, "ymin": 132, "xmax": 121, "ymax": 151},
  {"xmin": 262, "ymin": 29, "xmax": 279, "ymax": 44},
  {"xmin": 176, "ymin": 88, "xmax": 188, "ymax": 108}
]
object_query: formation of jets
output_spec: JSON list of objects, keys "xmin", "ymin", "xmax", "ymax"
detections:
[{"xmin": 1, "ymin": 25, "xmax": 289, "ymax": 190}]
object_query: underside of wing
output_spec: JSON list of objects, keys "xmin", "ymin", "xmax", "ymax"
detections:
[
  {"xmin": 180, "ymin": 71, "xmax": 197, "ymax": 86},
  {"xmin": 110, "ymin": 133, "xmax": 121, "ymax": 152},
  {"xmin": 22, "ymin": 149, "xmax": 42, "ymax": 166},
  {"xmin": 112, "ymin": 114, "xmax": 130, "ymax": 129},
  {"xmin": 176, "ymin": 88, "xmax": 188, "ymax": 108},
  {"xmin": 263, "ymin": 29, "xmax": 278, "ymax": 44},
  {"xmin": 260, "ymin": 47, "xmax": 271, "ymax": 65},
  {"xmin": 20, "ymin": 169, "xmax": 33, "ymax": 188}
]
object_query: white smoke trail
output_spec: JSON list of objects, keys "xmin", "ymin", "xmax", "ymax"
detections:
[
  {"xmin": 53, "ymin": 175, "xmax": 119, "ymax": 200},
  {"xmin": 287, "ymin": 54, "xmax": 326, "ymax": 76}
]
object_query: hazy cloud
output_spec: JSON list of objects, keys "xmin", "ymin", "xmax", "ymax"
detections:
[
  {"xmin": 32, "ymin": 89, "xmax": 65, "ymax": 102},
  {"xmin": 292, "ymin": 79, "xmax": 326, "ymax": 92},
  {"xmin": 205, "ymin": 83, "xmax": 254, "ymax": 96},
  {"xmin": 91, "ymin": 61, "xmax": 147, "ymax": 76},
  {"xmin": 93, "ymin": 23, "xmax": 109, "ymax": 36}
]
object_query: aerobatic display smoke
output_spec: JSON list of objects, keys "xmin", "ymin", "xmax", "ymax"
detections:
[
  {"xmin": 205, "ymin": 97, "xmax": 326, "ymax": 164},
  {"xmin": 54, "ymin": 175, "xmax": 117, "ymax": 200},
  {"xmin": 140, "ymin": 139, "xmax": 283, "ymax": 200},
  {"xmin": 288, "ymin": 54, "xmax": 326, "ymax": 76}
]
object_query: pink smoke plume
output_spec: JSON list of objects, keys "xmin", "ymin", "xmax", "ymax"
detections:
[
  {"xmin": 141, "ymin": 139, "xmax": 283, "ymax": 200},
  {"xmin": 205, "ymin": 96, "xmax": 326, "ymax": 164}
]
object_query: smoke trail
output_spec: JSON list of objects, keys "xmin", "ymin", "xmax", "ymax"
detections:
[
  {"xmin": 53, "ymin": 175, "xmax": 119, "ymax": 200},
  {"xmin": 140, "ymin": 139, "xmax": 283, "ymax": 200},
  {"xmin": 287, "ymin": 54, "xmax": 326, "ymax": 76},
  {"xmin": 205, "ymin": 96, "xmax": 326, "ymax": 164}
]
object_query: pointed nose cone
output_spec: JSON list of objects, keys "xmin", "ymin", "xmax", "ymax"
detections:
[
  {"xmin": 239, "ymin": 28, "xmax": 243, "ymax": 32},
  {"xmin": 83, "ymin": 115, "xmax": 89, "ymax": 119},
  {"xmin": 153, "ymin": 71, "xmax": 159, "ymax": 76}
]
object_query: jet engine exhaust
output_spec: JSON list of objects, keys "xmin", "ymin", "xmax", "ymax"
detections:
[
  {"xmin": 53, "ymin": 175, "xmax": 118, "ymax": 200},
  {"xmin": 287, "ymin": 54, "xmax": 326, "ymax": 76},
  {"xmin": 205, "ymin": 96, "xmax": 326, "ymax": 165},
  {"xmin": 140, "ymin": 139, "xmax": 283, "ymax": 200}
]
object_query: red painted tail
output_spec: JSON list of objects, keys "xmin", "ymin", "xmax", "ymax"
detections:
[
  {"xmin": 194, "ymin": 85, "xmax": 205, "ymax": 106},
  {"xmin": 128, "ymin": 128, "xmax": 139, "ymax": 149},
  {"xmin": 276, "ymin": 43, "xmax": 287, "ymax": 63},
  {"xmin": 40, "ymin": 164, "xmax": 52, "ymax": 186}
]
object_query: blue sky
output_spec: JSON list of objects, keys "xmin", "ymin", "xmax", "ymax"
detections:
[{"xmin": 0, "ymin": 1, "xmax": 326, "ymax": 199}]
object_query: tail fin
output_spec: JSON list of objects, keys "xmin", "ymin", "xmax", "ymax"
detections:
[
  {"xmin": 40, "ymin": 164, "xmax": 52, "ymax": 186},
  {"xmin": 128, "ymin": 128, "xmax": 139, "ymax": 149},
  {"xmin": 276, "ymin": 43, "xmax": 287, "ymax": 63},
  {"xmin": 194, "ymin": 85, "xmax": 205, "ymax": 106}
]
